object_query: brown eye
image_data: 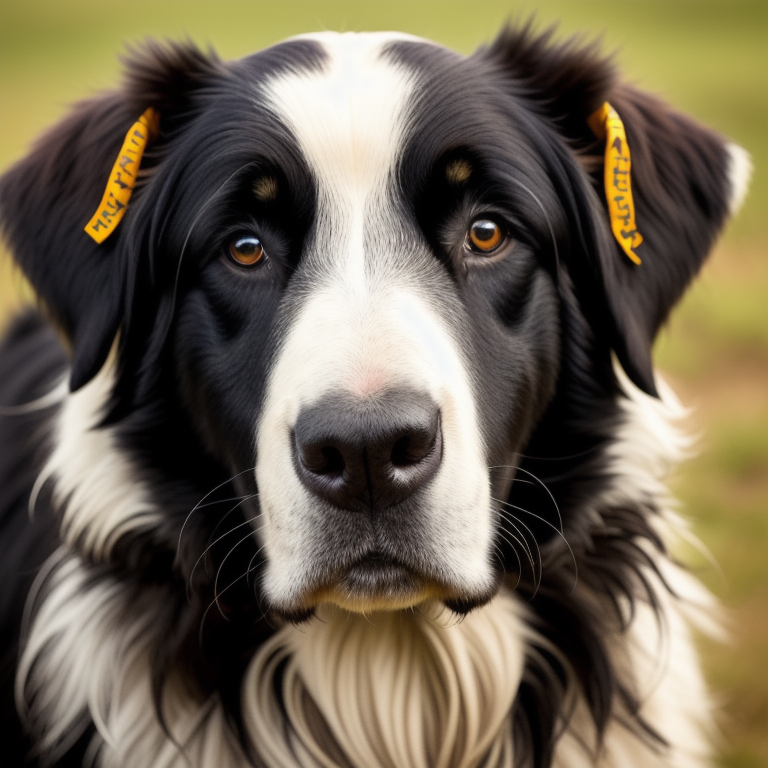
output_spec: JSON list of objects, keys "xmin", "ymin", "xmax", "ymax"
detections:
[
  {"xmin": 468, "ymin": 219, "xmax": 503, "ymax": 254},
  {"xmin": 228, "ymin": 235, "xmax": 265, "ymax": 267}
]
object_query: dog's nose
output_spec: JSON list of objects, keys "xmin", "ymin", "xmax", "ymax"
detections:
[{"xmin": 293, "ymin": 389, "xmax": 442, "ymax": 511}]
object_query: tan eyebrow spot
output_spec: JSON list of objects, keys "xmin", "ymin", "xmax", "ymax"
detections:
[
  {"xmin": 254, "ymin": 176, "xmax": 278, "ymax": 201},
  {"xmin": 445, "ymin": 159, "xmax": 472, "ymax": 185}
]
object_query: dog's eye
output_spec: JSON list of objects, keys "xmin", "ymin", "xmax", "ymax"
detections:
[
  {"xmin": 228, "ymin": 235, "xmax": 266, "ymax": 267},
  {"xmin": 467, "ymin": 219, "xmax": 504, "ymax": 254}
]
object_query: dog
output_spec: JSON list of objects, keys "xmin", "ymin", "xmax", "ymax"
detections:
[{"xmin": 0, "ymin": 24, "xmax": 750, "ymax": 768}]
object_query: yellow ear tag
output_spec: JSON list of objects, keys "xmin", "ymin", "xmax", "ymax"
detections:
[
  {"xmin": 588, "ymin": 102, "xmax": 643, "ymax": 265},
  {"xmin": 84, "ymin": 107, "xmax": 160, "ymax": 244}
]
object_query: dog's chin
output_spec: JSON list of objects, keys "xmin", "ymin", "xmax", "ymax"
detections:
[
  {"xmin": 272, "ymin": 558, "xmax": 500, "ymax": 621},
  {"xmin": 321, "ymin": 560, "xmax": 437, "ymax": 613}
]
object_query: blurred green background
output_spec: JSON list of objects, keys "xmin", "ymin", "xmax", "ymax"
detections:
[{"xmin": 1, "ymin": 0, "xmax": 766, "ymax": 765}]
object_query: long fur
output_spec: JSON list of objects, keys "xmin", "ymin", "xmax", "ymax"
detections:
[{"xmin": 0, "ymin": 25, "xmax": 748, "ymax": 768}]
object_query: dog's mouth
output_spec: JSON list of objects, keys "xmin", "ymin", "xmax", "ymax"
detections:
[
  {"xmin": 308, "ymin": 553, "xmax": 436, "ymax": 613},
  {"xmin": 335, "ymin": 555, "xmax": 430, "ymax": 605},
  {"xmin": 273, "ymin": 550, "xmax": 500, "ymax": 620}
]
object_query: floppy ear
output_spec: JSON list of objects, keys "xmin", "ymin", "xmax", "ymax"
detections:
[
  {"xmin": 595, "ymin": 86, "xmax": 748, "ymax": 395},
  {"xmin": 0, "ymin": 40, "xmax": 222, "ymax": 391},
  {"xmin": 481, "ymin": 26, "xmax": 749, "ymax": 395}
]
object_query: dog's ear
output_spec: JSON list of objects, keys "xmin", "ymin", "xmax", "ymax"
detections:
[
  {"xmin": 481, "ymin": 26, "xmax": 749, "ymax": 395},
  {"xmin": 0, "ymin": 41, "xmax": 222, "ymax": 391},
  {"xmin": 592, "ymin": 86, "xmax": 748, "ymax": 395}
]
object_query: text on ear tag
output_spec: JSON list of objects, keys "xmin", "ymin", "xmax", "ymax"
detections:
[
  {"xmin": 84, "ymin": 107, "xmax": 160, "ymax": 244},
  {"xmin": 588, "ymin": 102, "xmax": 643, "ymax": 265}
]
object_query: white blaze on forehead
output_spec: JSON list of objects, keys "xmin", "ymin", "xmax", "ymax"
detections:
[
  {"xmin": 261, "ymin": 32, "xmax": 420, "ymax": 284},
  {"xmin": 254, "ymin": 33, "xmax": 496, "ymax": 612},
  {"xmin": 264, "ymin": 31, "xmax": 419, "ymax": 190}
]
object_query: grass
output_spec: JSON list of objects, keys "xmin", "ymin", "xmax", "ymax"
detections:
[{"xmin": 1, "ymin": 1, "xmax": 766, "ymax": 765}]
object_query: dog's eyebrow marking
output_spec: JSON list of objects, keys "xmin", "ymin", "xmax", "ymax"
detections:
[
  {"xmin": 446, "ymin": 159, "xmax": 472, "ymax": 185},
  {"xmin": 253, "ymin": 177, "xmax": 278, "ymax": 201}
]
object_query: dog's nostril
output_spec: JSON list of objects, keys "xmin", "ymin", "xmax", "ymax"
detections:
[
  {"xmin": 296, "ymin": 441, "xmax": 346, "ymax": 476},
  {"xmin": 391, "ymin": 435, "xmax": 413, "ymax": 467},
  {"xmin": 319, "ymin": 446, "xmax": 345, "ymax": 475},
  {"xmin": 390, "ymin": 430, "xmax": 435, "ymax": 467}
]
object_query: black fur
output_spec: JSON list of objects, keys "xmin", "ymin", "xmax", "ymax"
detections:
[{"xmin": 0, "ymin": 25, "xmax": 736, "ymax": 767}]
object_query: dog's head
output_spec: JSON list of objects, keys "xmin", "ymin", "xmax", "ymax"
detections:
[{"xmin": 0, "ymin": 29, "xmax": 746, "ymax": 619}]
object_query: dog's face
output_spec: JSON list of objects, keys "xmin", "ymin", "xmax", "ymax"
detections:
[
  {"xmin": 0, "ymin": 30, "xmax": 742, "ymax": 620},
  {"xmin": 171, "ymin": 33, "xmax": 567, "ymax": 615}
]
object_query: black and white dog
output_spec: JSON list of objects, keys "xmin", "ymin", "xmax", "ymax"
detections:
[{"xmin": 0, "ymin": 25, "xmax": 750, "ymax": 768}]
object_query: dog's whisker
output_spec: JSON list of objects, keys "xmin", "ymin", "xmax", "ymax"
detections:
[
  {"xmin": 496, "ymin": 510, "xmax": 545, "ymax": 595},
  {"xmin": 489, "ymin": 464, "xmax": 565, "ymax": 535},
  {"xmin": 208, "ymin": 494, "xmax": 260, "ymax": 541},
  {"xmin": 495, "ymin": 524, "xmax": 537, "ymax": 582},
  {"xmin": 199, "ymin": 542, "xmax": 268, "ymax": 643},
  {"xmin": 497, "ymin": 509, "xmax": 541, "ymax": 575},
  {"xmin": 513, "ymin": 444, "xmax": 603, "ymax": 462},
  {"xmin": 178, "ymin": 467, "xmax": 258, "ymax": 551},
  {"xmin": 186, "ymin": 510, "xmax": 263, "ymax": 601},
  {"xmin": 500, "ymin": 543, "xmax": 524, "ymax": 593},
  {"xmin": 195, "ymin": 495, "xmax": 258, "ymax": 511},
  {"xmin": 212, "ymin": 530, "xmax": 266, "ymax": 618},
  {"xmin": 492, "ymin": 542, "xmax": 523, "ymax": 591},
  {"xmin": 493, "ymin": 496, "xmax": 579, "ymax": 592}
]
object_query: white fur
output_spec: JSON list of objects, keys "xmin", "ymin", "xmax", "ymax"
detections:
[
  {"xmin": 0, "ymin": 376, "xmax": 67, "ymax": 416},
  {"xmin": 256, "ymin": 33, "xmax": 495, "ymax": 614},
  {"xmin": 243, "ymin": 596, "xmax": 526, "ymax": 768},
  {"xmin": 550, "ymin": 364, "xmax": 721, "ymax": 767},
  {"xmin": 17, "ymin": 550, "xmax": 245, "ymax": 767},
  {"xmin": 603, "ymin": 361, "xmax": 694, "ymax": 510},
  {"xmin": 32, "ymin": 357, "xmax": 161, "ymax": 559},
  {"xmin": 552, "ymin": 563, "xmax": 717, "ymax": 768},
  {"xmin": 725, "ymin": 143, "xmax": 752, "ymax": 217},
  {"xmin": 264, "ymin": 31, "xmax": 425, "ymax": 288}
]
